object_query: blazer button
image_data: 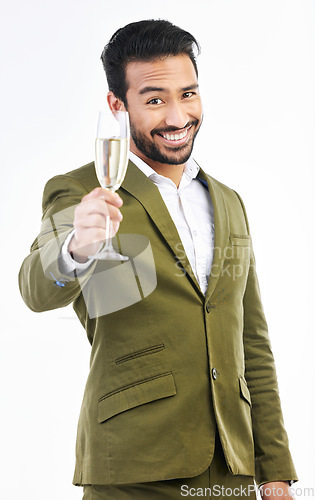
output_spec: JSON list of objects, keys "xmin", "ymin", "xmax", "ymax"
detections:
[
  {"xmin": 206, "ymin": 302, "xmax": 212, "ymax": 313},
  {"xmin": 212, "ymin": 368, "xmax": 218, "ymax": 380}
]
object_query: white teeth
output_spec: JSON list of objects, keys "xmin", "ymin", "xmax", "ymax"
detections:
[{"xmin": 162, "ymin": 128, "xmax": 189, "ymax": 141}]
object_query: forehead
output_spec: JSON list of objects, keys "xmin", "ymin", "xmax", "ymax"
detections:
[{"xmin": 125, "ymin": 54, "xmax": 198, "ymax": 93}]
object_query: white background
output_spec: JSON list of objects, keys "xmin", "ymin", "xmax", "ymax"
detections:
[{"xmin": 1, "ymin": 1, "xmax": 314, "ymax": 499}]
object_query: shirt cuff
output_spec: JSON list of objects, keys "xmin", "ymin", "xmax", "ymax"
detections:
[{"xmin": 60, "ymin": 229, "xmax": 96, "ymax": 273}]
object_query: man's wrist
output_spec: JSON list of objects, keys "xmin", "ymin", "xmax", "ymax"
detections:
[
  {"xmin": 60, "ymin": 229, "xmax": 95, "ymax": 272},
  {"xmin": 68, "ymin": 231, "xmax": 89, "ymax": 263}
]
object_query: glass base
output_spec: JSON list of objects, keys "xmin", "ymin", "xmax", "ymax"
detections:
[{"xmin": 95, "ymin": 248, "xmax": 129, "ymax": 261}]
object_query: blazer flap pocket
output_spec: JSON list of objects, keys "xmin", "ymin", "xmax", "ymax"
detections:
[
  {"xmin": 230, "ymin": 235, "xmax": 250, "ymax": 247},
  {"xmin": 239, "ymin": 377, "xmax": 252, "ymax": 406},
  {"xmin": 98, "ymin": 372, "xmax": 176, "ymax": 423}
]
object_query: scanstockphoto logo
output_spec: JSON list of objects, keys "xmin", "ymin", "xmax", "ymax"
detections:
[
  {"xmin": 38, "ymin": 205, "xmax": 157, "ymax": 318},
  {"xmin": 180, "ymin": 483, "xmax": 315, "ymax": 497}
]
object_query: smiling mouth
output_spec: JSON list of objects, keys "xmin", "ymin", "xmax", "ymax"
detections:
[
  {"xmin": 157, "ymin": 124, "xmax": 193, "ymax": 145},
  {"xmin": 160, "ymin": 125, "xmax": 192, "ymax": 141}
]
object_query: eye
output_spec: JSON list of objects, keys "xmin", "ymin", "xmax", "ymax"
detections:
[
  {"xmin": 182, "ymin": 91, "xmax": 195, "ymax": 99},
  {"xmin": 147, "ymin": 97, "xmax": 163, "ymax": 105}
]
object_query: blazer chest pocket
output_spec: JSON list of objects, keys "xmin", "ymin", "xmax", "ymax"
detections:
[
  {"xmin": 227, "ymin": 235, "xmax": 251, "ymax": 275},
  {"xmin": 98, "ymin": 372, "xmax": 176, "ymax": 423},
  {"xmin": 229, "ymin": 235, "xmax": 251, "ymax": 259},
  {"xmin": 230, "ymin": 234, "xmax": 250, "ymax": 247}
]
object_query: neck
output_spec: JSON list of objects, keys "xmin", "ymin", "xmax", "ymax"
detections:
[
  {"xmin": 130, "ymin": 147, "xmax": 185, "ymax": 188},
  {"xmin": 149, "ymin": 162, "xmax": 185, "ymax": 188}
]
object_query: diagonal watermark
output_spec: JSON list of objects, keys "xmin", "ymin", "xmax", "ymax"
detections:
[{"xmin": 38, "ymin": 205, "xmax": 157, "ymax": 318}]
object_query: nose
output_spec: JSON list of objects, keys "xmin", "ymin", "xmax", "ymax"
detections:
[{"xmin": 164, "ymin": 101, "xmax": 189, "ymax": 130}]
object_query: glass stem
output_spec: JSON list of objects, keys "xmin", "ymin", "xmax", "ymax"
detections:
[{"xmin": 103, "ymin": 214, "xmax": 114, "ymax": 252}]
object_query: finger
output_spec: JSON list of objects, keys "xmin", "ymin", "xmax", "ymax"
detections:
[
  {"xmin": 82, "ymin": 187, "xmax": 123, "ymax": 207},
  {"xmin": 74, "ymin": 226, "xmax": 107, "ymax": 246},
  {"xmin": 75, "ymin": 203, "xmax": 123, "ymax": 226},
  {"xmin": 76, "ymin": 213, "xmax": 107, "ymax": 229},
  {"xmin": 77, "ymin": 198, "xmax": 123, "ymax": 221},
  {"xmin": 75, "ymin": 222, "xmax": 120, "ymax": 246},
  {"xmin": 76, "ymin": 211, "xmax": 123, "ymax": 229}
]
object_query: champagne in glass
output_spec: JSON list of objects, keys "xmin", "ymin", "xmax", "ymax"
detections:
[
  {"xmin": 93, "ymin": 110, "xmax": 130, "ymax": 260},
  {"xmin": 95, "ymin": 137, "xmax": 129, "ymax": 192}
]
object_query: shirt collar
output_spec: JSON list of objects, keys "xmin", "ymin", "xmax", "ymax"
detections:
[{"xmin": 129, "ymin": 151, "xmax": 200, "ymax": 184}]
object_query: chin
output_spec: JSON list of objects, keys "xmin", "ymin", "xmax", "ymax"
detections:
[{"xmin": 163, "ymin": 144, "xmax": 194, "ymax": 165}]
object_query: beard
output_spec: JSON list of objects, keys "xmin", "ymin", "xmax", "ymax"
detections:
[{"xmin": 129, "ymin": 118, "xmax": 201, "ymax": 165}]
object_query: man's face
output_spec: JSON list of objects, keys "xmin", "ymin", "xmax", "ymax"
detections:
[{"xmin": 124, "ymin": 54, "xmax": 202, "ymax": 168}]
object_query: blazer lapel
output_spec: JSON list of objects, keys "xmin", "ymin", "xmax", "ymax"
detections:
[
  {"xmin": 121, "ymin": 160, "xmax": 201, "ymax": 293},
  {"xmin": 197, "ymin": 169, "xmax": 230, "ymax": 300}
]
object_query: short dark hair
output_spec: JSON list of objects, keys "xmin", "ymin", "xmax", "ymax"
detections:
[{"xmin": 101, "ymin": 19, "xmax": 200, "ymax": 106}]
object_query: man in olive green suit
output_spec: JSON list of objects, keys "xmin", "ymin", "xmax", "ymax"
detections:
[{"xmin": 19, "ymin": 20, "xmax": 297, "ymax": 499}]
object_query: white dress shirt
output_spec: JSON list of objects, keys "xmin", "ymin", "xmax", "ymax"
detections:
[{"xmin": 61, "ymin": 152, "xmax": 215, "ymax": 295}]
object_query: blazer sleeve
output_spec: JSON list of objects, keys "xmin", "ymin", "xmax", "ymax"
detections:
[
  {"xmin": 235, "ymin": 192, "xmax": 298, "ymax": 486},
  {"xmin": 18, "ymin": 174, "xmax": 96, "ymax": 312}
]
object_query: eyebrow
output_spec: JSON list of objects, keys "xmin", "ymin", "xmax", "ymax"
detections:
[{"xmin": 139, "ymin": 83, "xmax": 199, "ymax": 95}]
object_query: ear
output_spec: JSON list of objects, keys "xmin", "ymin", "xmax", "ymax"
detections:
[{"xmin": 107, "ymin": 92, "xmax": 127, "ymax": 112}]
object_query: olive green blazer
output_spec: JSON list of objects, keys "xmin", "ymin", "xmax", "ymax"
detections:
[{"xmin": 19, "ymin": 160, "xmax": 297, "ymax": 487}]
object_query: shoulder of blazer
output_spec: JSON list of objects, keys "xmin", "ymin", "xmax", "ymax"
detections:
[
  {"xmin": 198, "ymin": 167, "xmax": 248, "ymax": 217},
  {"xmin": 51, "ymin": 159, "xmax": 146, "ymax": 196},
  {"xmin": 40, "ymin": 162, "xmax": 98, "ymax": 219},
  {"xmin": 198, "ymin": 166, "xmax": 238, "ymax": 200},
  {"xmin": 63, "ymin": 161, "xmax": 99, "ymax": 193},
  {"xmin": 197, "ymin": 166, "xmax": 251, "ymax": 243}
]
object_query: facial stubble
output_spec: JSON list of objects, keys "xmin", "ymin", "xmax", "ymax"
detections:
[{"xmin": 130, "ymin": 119, "xmax": 201, "ymax": 166}]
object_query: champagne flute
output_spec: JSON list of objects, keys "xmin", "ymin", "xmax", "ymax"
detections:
[{"xmin": 94, "ymin": 110, "xmax": 130, "ymax": 260}]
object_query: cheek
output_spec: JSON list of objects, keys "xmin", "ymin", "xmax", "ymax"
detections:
[
  {"xmin": 190, "ymin": 101, "xmax": 203, "ymax": 120},
  {"xmin": 184, "ymin": 97, "xmax": 202, "ymax": 119},
  {"xmin": 128, "ymin": 101, "xmax": 163, "ymax": 137},
  {"xmin": 132, "ymin": 115, "xmax": 158, "ymax": 139}
]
